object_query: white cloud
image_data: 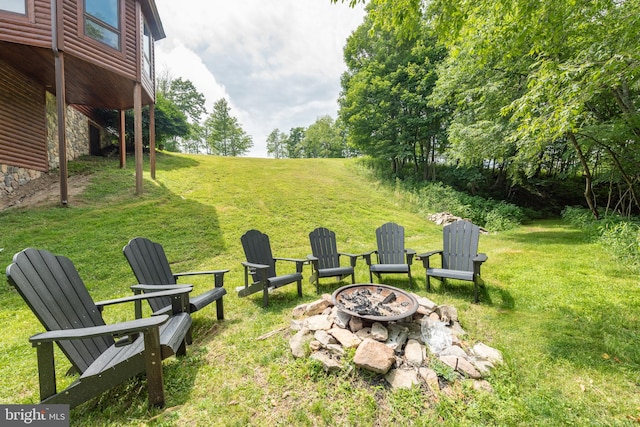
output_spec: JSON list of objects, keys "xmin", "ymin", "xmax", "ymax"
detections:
[
  {"xmin": 155, "ymin": 41, "xmax": 230, "ymax": 112},
  {"xmin": 154, "ymin": 0, "xmax": 365, "ymax": 157}
]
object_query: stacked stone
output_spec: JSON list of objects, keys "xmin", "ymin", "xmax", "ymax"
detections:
[{"xmin": 289, "ymin": 294, "xmax": 503, "ymax": 393}]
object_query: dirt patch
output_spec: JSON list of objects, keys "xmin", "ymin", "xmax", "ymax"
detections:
[{"xmin": 0, "ymin": 173, "xmax": 91, "ymax": 211}]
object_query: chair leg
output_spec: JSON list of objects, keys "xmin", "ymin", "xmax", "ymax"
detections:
[
  {"xmin": 315, "ymin": 277, "xmax": 320, "ymax": 294},
  {"xmin": 263, "ymin": 286, "xmax": 269, "ymax": 308},
  {"xmin": 216, "ymin": 298, "xmax": 224, "ymax": 320},
  {"xmin": 369, "ymin": 269, "xmax": 373, "ymax": 283},
  {"xmin": 350, "ymin": 273, "xmax": 355, "ymax": 284},
  {"xmin": 473, "ymin": 279, "xmax": 479, "ymax": 303},
  {"xmin": 143, "ymin": 327, "xmax": 165, "ymax": 408},
  {"xmin": 297, "ymin": 279, "xmax": 303, "ymax": 297},
  {"xmin": 426, "ymin": 273, "xmax": 431, "ymax": 291}
]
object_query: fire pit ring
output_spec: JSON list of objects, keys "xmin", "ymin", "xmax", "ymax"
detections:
[{"xmin": 331, "ymin": 284, "xmax": 419, "ymax": 322}]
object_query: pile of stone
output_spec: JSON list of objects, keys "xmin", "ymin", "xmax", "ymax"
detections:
[
  {"xmin": 288, "ymin": 294, "xmax": 503, "ymax": 393},
  {"xmin": 428, "ymin": 212, "xmax": 489, "ymax": 234}
]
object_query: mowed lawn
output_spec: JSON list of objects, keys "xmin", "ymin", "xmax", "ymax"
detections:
[{"xmin": 0, "ymin": 153, "xmax": 638, "ymax": 426}]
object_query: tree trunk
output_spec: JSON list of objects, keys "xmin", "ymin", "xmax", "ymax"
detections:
[{"xmin": 568, "ymin": 132, "xmax": 599, "ymax": 219}]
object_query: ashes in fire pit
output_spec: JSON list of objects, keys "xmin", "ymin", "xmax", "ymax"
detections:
[{"xmin": 332, "ymin": 284, "xmax": 419, "ymax": 322}]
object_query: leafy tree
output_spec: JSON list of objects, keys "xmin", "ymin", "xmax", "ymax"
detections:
[
  {"xmin": 286, "ymin": 127, "xmax": 305, "ymax": 158},
  {"xmin": 266, "ymin": 129, "xmax": 287, "ymax": 158},
  {"xmin": 427, "ymin": 0, "xmax": 640, "ymax": 217},
  {"xmin": 301, "ymin": 116, "xmax": 345, "ymax": 158},
  {"xmin": 204, "ymin": 98, "xmax": 253, "ymax": 156},
  {"xmin": 153, "ymin": 93, "xmax": 190, "ymax": 150},
  {"xmin": 165, "ymin": 77, "xmax": 207, "ymax": 123},
  {"xmin": 339, "ymin": 0, "xmax": 446, "ymax": 174}
]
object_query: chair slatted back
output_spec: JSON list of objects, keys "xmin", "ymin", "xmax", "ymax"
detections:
[
  {"xmin": 376, "ymin": 222, "xmax": 405, "ymax": 264},
  {"xmin": 442, "ymin": 220, "xmax": 480, "ymax": 272},
  {"xmin": 6, "ymin": 248, "xmax": 114, "ymax": 374},
  {"xmin": 123, "ymin": 237, "xmax": 177, "ymax": 313},
  {"xmin": 309, "ymin": 227, "xmax": 340, "ymax": 270},
  {"xmin": 241, "ymin": 230, "xmax": 276, "ymax": 279}
]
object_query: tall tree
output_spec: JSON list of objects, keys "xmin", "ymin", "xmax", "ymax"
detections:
[
  {"xmin": 266, "ymin": 129, "xmax": 287, "ymax": 158},
  {"xmin": 165, "ymin": 77, "xmax": 207, "ymax": 123},
  {"xmin": 339, "ymin": 0, "xmax": 446, "ymax": 174},
  {"xmin": 286, "ymin": 127, "xmax": 306, "ymax": 158},
  {"xmin": 427, "ymin": 0, "xmax": 640, "ymax": 217},
  {"xmin": 204, "ymin": 98, "xmax": 252, "ymax": 156},
  {"xmin": 301, "ymin": 116, "xmax": 345, "ymax": 158}
]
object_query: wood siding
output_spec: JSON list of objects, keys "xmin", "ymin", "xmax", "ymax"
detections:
[
  {"xmin": 0, "ymin": 60, "xmax": 48, "ymax": 171},
  {"xmin": 0, "ymin": 1, "xmax": 51, "ymax": 48},
  {"xmin": 62, "ymin": 0, "xmax": 137, "ymax": 83}
]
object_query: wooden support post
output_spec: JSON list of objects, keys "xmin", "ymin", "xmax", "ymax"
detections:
[
  {"xmin": 52, "ymin": 0, "xmax": 67, "ymax": 206},
  {"xmin": 54, "ymin": 52, "xmax": 68, "ymax": 206},
  {"xmin": 134, "ymin": 82, "xmax": 143, "ymax": 194},
  {"xmin": 119, "ymin": 109, "xmax": 126, "ymax": 168},
  {"xmin": 150, "ymin": 103, "xmax": 156, "ymax": 180}
]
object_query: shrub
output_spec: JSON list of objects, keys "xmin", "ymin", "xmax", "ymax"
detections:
[
  {"xmin": 485, "ymin": 201, "xmax": 525, "ymax": 232},
  {"xmin": 562, "ymin": 206, "xmax": 640, "ymax": 271}
]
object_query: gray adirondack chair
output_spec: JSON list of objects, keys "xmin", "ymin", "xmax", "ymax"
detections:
[
  {"xmin": 239, "ymin": 229, "xmax": 305, "ymax": 307},
  {"xmin": 308, "ymin": 227, "xmax": 358, "ymax": 294},
  {"xmin": 417, "ymin": 219, "xmax": 488, "ymax": 303},
  {"xmin": 364, "ymin": 222, "xmax": 415, "ymax": 284},
  {"xmin": 5, "ymin": 248, "xmax": 193, "ymax": 408},
  {"xmin": 123, "ymin": 237, "xmax": 228, "ymax": 320}
]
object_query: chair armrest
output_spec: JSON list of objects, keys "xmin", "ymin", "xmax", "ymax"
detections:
[
  {"xmin": 338, "ymin": 252, "xmax": 361, "ymax": 267},
  {"xmin": 174, "ymin": 269, "xmax": 229, "ymax": 288},
  {"xmin": 416, "ymin": 250, "xmax": 442, "ymax": 259},
  {"xmin": 242, "ymin": 261, "xmax": 270, "ymax": 270},
  {"xmin": 307, "ymin": 255, "xmax": 320, "ymax": 271},
  {"xmin": 273, "ymin": 257, "xmax": 306, "ymax": 274},
  {"xmin": 130, "ymin": 284, "xmax": 193, "ymax": 291},
  {"xmin": 416, "ymin": 250, "xmax": 442, "ymax": 268},
  {"xmin": 29, "ymin": 315, "xmax": 169, "ymax": 344},
  {"xmin": 473, "ymin": 253, "xmax": 488, "ymax": 263},
  {"xmin": 405, "ymin": 248, "xmax": 416, "ymax": 265},
  {"xmin": 273, "ymin": 257, "xmax": 308, "ymax": 263},
  {"xmin": 174, "ymin": 269, "xmax": 229, "ymax": 278},
  {"xmin": 362, "ymin": 251, "xmax": 375, "ymax": 265},
  {"xmin": 96, "ymin": 287, "xmax": 193, "ymax": 308},
  {"xmin": 98, "ymin": 287, "xmax": 192, "ymax": 318}
]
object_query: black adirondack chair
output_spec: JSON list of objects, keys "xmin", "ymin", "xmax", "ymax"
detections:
[
  {"xmin": 5, "ymin": 248, "xmax": 193, "ymax": 408},
  {"xmin": 123, "ymin": 237, "xmax": 228, "ymax": 320},
  {"xmin": 417, "ymin": 219, "xmax": 488, "ymax": 303},
  {"xmin": 364, "ymin": 222, "xmax": 415, "ymax": 284},
  {"xmin": 239, "ymin": 229, "xmax": 305, "ymax": 307},
  {"xmin": 308, "ymin": 227, "xmax": 358, "ymax": 294}
]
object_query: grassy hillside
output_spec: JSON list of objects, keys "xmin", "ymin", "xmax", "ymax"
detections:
[{"xmin": 0, "ymin": 153, "xmax": 638, "ymax": 426}]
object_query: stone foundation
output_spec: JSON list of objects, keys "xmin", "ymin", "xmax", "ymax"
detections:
[
  {"xmin": 1, "ymin": 92, "xmax": 112, "ymax": 198},
  {"xmin": 0, "ymin": 165, "xmax": 42, "ymax": 197}
]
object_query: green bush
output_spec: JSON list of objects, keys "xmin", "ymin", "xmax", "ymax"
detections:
[
  {"xmin": 562, "ymin": 206, "xmax": 640, "ymax": 271},
  {"xmin": 409, "ymin": 182, "xmax": 523, "ymax": 231},
  {"xmin": 485, "ymin": 201, "xmax": 525, "ymax": 232}
]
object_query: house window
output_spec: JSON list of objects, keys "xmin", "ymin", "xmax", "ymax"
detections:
[
  {"xmin": 143, "ymin": 21, "xmax": 151, "ymax": 77},
  {"xmin": 84, "ymin": 0, "xmax": 120, "ymax": 50},
  {"xmin": 0, "ymin": 0, "xmax": 26, "ymax": 14}
]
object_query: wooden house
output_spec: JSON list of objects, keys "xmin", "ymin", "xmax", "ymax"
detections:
[{"xmin": 0, "ymin": 0, "xmax": 165, "ymax": 204}]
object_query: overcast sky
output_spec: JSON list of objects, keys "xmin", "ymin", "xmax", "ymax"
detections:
[{"xmin": 154, "ymin": 0, "xmax": 365, "ymax": 157}]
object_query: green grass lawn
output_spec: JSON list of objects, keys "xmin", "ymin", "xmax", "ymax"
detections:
[{"xmin": 0, "ymin": 153, "xmax": 638, "ymax": 426}]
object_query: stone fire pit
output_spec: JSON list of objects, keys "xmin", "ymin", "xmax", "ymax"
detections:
[
  {"xmin": 288, "ymin": 291, "xmax": 503, "ymax": 393},
  {"xmin": 332, "ymin": 284, "xmax": 418, "ymax": 322}
]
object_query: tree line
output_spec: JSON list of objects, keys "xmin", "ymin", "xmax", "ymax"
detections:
[{"xmin": 332, "ymin": 0, "xmax": 640, "ymax": 217}]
